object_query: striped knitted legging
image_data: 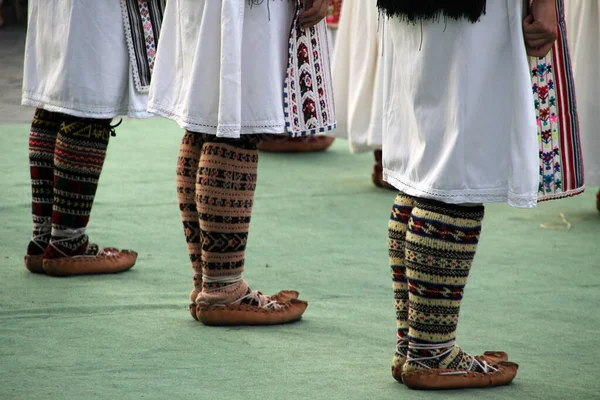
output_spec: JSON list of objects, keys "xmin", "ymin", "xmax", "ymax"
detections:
[
  {"xmin": 389, "ymin": 193, "xmax": 487, "ymax": 372},
  {"xmin": 28, "ymin": 109, "xmax": 112, "ymax": 258},
  {"xmin": 176, "ymin": 131, "xmax": 262, "ymax": 304}
]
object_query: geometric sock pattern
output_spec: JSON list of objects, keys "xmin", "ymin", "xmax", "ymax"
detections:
[
  {"xmin": 176, "ymin": 131, "xmax": 204, "ymax": 301},
  {"xmin": 193, "ymin": 134, "xmax": 262, "ymax": 305},
  {"xmin": 403, "ymin": 198, "xmax": 485, "ymax": 372},
  {"xmin": 27, "ymin": 109, "xmax": 60, "ymax": 255},
  {"xmin": 388, "ymin": 192, "xmax": 416, "ymax": 368},
  {"xmin": 44, "ymin": 116, "xmax": 112, "ymax": 259}
]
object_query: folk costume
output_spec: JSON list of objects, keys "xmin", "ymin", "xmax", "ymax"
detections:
[
  {"xmin": 380, "ymin": 0, "xmax": 582, "ymax": 390},
  {"xmin": 22, "ymin": 0, "xmax": 166, "ymax": 275},
  {"xmin": 330, "ymin": 0, "xmax": 393, "ymax": 189},
  {"xmin": 148, "ymin": 0, "xmax": 336, "ymax": 325},
  {"xmin": 565, "ymin": 0, "xmax": 600, "ymax": 210}
]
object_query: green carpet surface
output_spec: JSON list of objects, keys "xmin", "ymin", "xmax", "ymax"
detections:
[{"xmin": 1, "ymin": 119, "xmax": 599, "ymax": 400}]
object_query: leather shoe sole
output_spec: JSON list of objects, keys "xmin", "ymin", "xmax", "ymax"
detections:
[
  {"xmin": 392, "ymin": 351, "xmax": 509, "ymax": 384},
  {"xmin": 24, "ymin": 255, "xmax": 44, "ymax": 274},
  {"xmin": 402, "ymin": 361, "xmax": 518, "ymax": 390},
  {"xmin": 195, "ymin": 298, "xmax": 308, "ymax": 326}
]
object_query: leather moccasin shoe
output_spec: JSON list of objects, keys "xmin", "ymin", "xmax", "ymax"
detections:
[
  {"xmin": 392, "ymin": 351, "xmax": 509, "ymax": 384},
  {"xmin": 43, "ymin": 248, "xmax": 137, "ymax": 276},
  {"xmin": 189, "ymin": 290, "xmax": 300, "ymax": 321},
  {"xmin": 259, "ymin": 135, "xmax": 335, "ymax": 152},
  {"xmin": 196, "ymin": 298, "xmax": 308, "ymax": 326}
]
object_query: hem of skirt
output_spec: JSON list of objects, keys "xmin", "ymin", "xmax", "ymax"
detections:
[
  {"xmin": 147, "ymin": 104, "xmax": 287, "ymax": 137},
  {"xmin": 383, "ymin": 169, "xmax": 538, "ymax": 208},
  {"xmin": 330, "ymin": 135, "xmax": 382, "ymax": 153},
  {"xmin": 537, "ymin": 186, "xmax": 585, "ymax": 203},
  {"xmin": 349, "ymin": 141, "xmax": 382, "ymax": 154},
  {"xmin": 22, "ymin": 95, "xmax": 152, "ymax": 119}
]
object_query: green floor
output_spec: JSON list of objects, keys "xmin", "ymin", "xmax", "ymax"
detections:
[{"xmin": 1, "ymin": 119, "xmax": 599, "ymax": 400}]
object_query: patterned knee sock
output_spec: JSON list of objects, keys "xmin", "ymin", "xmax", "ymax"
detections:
[
  {"xmin": 195, "ymin": 135, "xmax": 262, "ymax": 305},
  {"xmin": 176, "ymin": 131, "xmax": 204, "ymax": 302},
  {"xmin": 403, "ymin": 198, "xmax": 485, "ymax": 372},
  {"xmin": 27, "ymin": 109, "xmax": 60, "ymax": 255},
  {"xmin": 389, "ymin": 192, "xmax": 416, "ymax": 369},
  {"xmin": 44, "ymin": 117, "xmax": 112, "ymax": 259}
]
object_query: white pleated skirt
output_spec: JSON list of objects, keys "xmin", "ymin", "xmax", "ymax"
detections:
[
  {"xmin": 382, "ymin": 0, "xmax": 539, "ymax": 208},
  {"xmin": 22, "ymin": 0, "xmax": 151, "ymax": 119},
  {"xmin": 148, "ymin": 0, "xmax": 296, "ymax": 137},
  {"xmin": 566, "ymin": 0, "xmax": 600, "ymax": 187},
  {"xmin": 330, "ymin": 0, "xmax": 383, "ymax": 153}
]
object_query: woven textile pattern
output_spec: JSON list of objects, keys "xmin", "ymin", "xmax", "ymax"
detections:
[
  {"xmin": 27, "ymin": 109, "xmax": 61, "ymax": 254},
  {"xmin": 534, "ymin": 0, "xmax": 584, "ymax": 201},
  {"xmin": 284, "ymin": 0, "xmax": 336, "ymax": 137},
  {"xmin": 121, "ymin": 0, "xmax": 166, "ymax": 93},
  {"xmin": 44, "ymin": 117, "xmax": 111, "ymax": 258},
  {"xmin": 403, "ymin": 199, "xmax": 486, "ymax": 372},
  {"xmin": 389, "ymin": 193, "xmax": 416, "ymax": 367}
]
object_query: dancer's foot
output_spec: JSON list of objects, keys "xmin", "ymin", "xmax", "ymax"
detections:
[
  {"xmin": 372, "ymin": 150, "xmax": 395, "ymax": 190},
  {"xmin": 258, "ymin": 135, "xmax": 335, "ymax": 152},
  {"xmin": 192, "ymin": 281, "xmax": 307, "ymax": 326},
  {"xmin": 401, "ymin": 342, "xmax": 517, "ymax": 390},
  {"xmin": 189, "ymin": 290, "xmax": 300, "ymax": 321}
]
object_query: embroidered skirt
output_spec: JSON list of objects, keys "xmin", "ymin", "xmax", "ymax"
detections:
[
  {"xmin": 22, "ymin": 1, "xmax": 153, "ymax": 119},
  {"xmin": 381, "ymin": 0, "xmax": 539, "ymax": 207},
  {"xmin": 534, "ymin": 0, "xmax": 585, "ymax": 200},
  {"xmin": 148, "ymin": 0, "xmax": 336, "ymax": 138},
  {"xmin": 565, "ymin": 0, "xmax": 599, "ymax": 187}
]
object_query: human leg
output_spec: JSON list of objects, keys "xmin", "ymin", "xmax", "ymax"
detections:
[
  {"xmin": 184, "ymin": 133, "xmax": 306, "ymax": 325},
  {"xmin": 399, "ymin": 198, "xmax": 516, "ymax": 389},
  {"xmin": 25, "ymin": 109, "xmax": 61, "ymax": 272},
  {"xmin": 41, "ymin": 115, "xmax": 137, "ymax": 276}
]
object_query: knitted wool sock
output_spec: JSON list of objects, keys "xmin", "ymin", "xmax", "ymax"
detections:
[
  {"xmin": 27, "ymin": 109, "xmax": 60, "ymax": 255},
  {"xmin": 194, "ymin": 135, "xmax": 263, "ymax": 306},
  {"xmin": 44, "ymin": 116, "xmax": 112, "ymax": 259},
  {"xmin": 403, "ymin": 198, "xmax": 486, "ymax": 373},
  {"xmin": 389, "ymin": 192, "xmax": 416, "ymax": 369},
  {"xmin": 176, "ymin": 131, "xmax": 205, "ymax": 302}
]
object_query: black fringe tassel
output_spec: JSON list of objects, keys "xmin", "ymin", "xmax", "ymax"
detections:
[{"xmin": 377, "ymin": 0, "xmax": 487, "ymax": 23}]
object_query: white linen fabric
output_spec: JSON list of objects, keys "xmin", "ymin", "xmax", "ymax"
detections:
[
  {"xmin": 330, "ymin": 0, "xmax": 383, "ymax": 153},
  {"xmin": 148, "ymin": 0, "xmax": 296, "ymax": 137},
  {"xmin": 382, "ymin": 0, "xmax": 539, "ymax": 208},
  {"xmin": 565, "ymin": 0, "xmax": 600, "ymax": 187},
  {"xmin": 22, "ymin": 0, "xmax": 151, "ymax": 119}
]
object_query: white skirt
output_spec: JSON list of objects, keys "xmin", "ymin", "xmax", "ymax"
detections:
[
  {"xmin": 330, "ymin": 0, "xmax": 383, "ymax": 153},
  {"xmin": 148, "ymin": 0, "xmax": 296, "ymax": 137},
  {"xmin": 382, "ymin": 0, "xmax": 539, "ymax": 208},
  {"xmin": 566, "ymin": 1, "xmax": 600, "ymax": 187},
  {"xmin": 22, "ymin": 0, "xmax": 151, "ymax": 119}
]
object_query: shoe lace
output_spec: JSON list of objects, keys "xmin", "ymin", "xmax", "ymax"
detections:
[
  {"xmin": 233, "ymin": 290, "xmax": 280, "ymax": 309},
  {"xmin": 203, "ymin": 274, "xmax": 281, "ymax": 309},
  {"xmin": 108, "ymin": 119, "xmax": 122, "ymax": 137},
  {"xmin": 31, "ymin": 222, "xmax": 51, "ymax": 252},
  {"xmin": 49, "ymin": 227, "xmax": 111, "ymax": 258},
  {"xmin": 407, "ymin": 340, "xmax": 498, "ymax": 375},
  {"xmin": 396, "ymin": 333, "xmax": 409, "ymax": 355}
]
